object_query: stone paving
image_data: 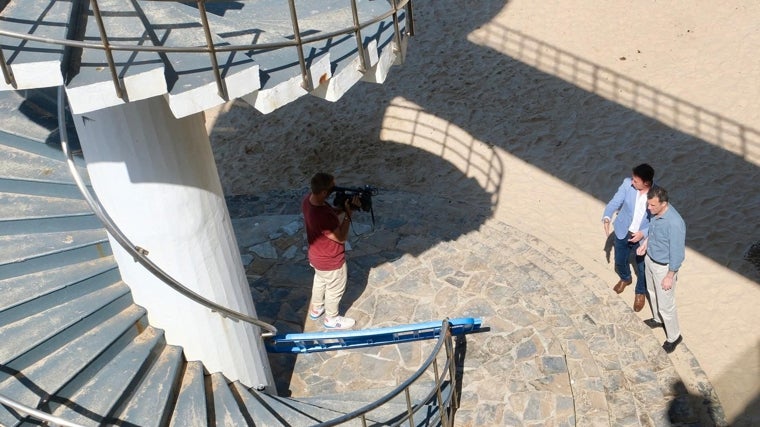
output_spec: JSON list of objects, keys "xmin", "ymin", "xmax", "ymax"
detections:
[{"xmin": 229, "ymin": 190, "xmax": 726, "ymax": 426}]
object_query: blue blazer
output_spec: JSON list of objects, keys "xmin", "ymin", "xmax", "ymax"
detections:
[{"xmin": 602, "ymin": 177, "xmax": 650, "ymax": 240}]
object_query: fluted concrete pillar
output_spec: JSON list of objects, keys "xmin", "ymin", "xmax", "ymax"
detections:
[{"xmin": 72, "ymin": 95, "xmax": 273, "ymax": 389}]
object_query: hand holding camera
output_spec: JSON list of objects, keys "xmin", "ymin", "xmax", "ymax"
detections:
[
  {"xmin": 332, "ymin": 185, "xmax": 376, "ymax": 213},
  {"xmin": 342, "ymin": 194, "xmax": 361, "ymax": 213},
  {"xmin": 332, "ymin": 185, "xmax": 378, "ymax": 229}
]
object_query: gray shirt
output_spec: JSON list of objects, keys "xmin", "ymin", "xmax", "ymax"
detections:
[{"xmin": 647, "ymin": 204, "xmax": 686, "ymax": 271}]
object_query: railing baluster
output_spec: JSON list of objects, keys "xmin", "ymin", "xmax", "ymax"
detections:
[
  {"xmin": 349, "ymin": 0, "xmax": 368, "ymax": 72},
  {"xmin": 405, "ymin": 0, "xmax": 415, "ymax": 37},
  {"xmin": 433, "ymin": 358, "xmax": 449, "ymax": 427},
  {"xmin": 404, "ymin": 387, "xmax": 415, "ymax": 427},
  {"xmin": 89, "ymin": 0, "xmax": 124, "ymax": 99},
  {"xmin": 0, "ymin": 49, "xmax": 16, "ymax": 87},
  {"xmin": 390, "ymin": 0, "xmax": 402, "ymax": 54},
  {"xmin": 287, "ymin": 0, "xmax": 314, "ymax": 91},
  {"xmin": 445, "ymin": 328, "xmax": 459, "ymax": 414},
  {"xmin": 196, "ymin": 0, "xmax": 228, "ymax": 101}
]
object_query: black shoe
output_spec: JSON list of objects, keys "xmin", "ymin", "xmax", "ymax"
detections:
[
  {"xmin": 662, "ymin": 335, "xmax": 683, "ymax": 353},
  {"xmin": 643, "ymin": 318, "xmax": 664, "ymax": 329}
]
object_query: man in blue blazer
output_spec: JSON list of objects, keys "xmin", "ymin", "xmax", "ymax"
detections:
[{"xmin": 602, "ymin": 164, "xmax": 654, "ymax": 312}]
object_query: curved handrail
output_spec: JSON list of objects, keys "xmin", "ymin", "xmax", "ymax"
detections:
[
  {"xmin": 0, "ymin": 0, "xmax": 413, "ymax": 96},
  {"xmin": 56, "ymin": 87, "xmax": 278, "ymax": 337},
  {"xmin": 316, "ymin": 319, "xmax": 458, "ymax": 427},
  {"xmin": 0, "ymin": 393, "xmax": 85, "ymax": 427}
]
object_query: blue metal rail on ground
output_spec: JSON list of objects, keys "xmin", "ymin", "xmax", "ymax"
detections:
[{"xmin": 266, "ymin": 317, "xmax": 482, "ymax": 354}]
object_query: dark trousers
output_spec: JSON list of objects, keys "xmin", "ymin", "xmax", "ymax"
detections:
[{"xmin": 614, "ymin": 234, "xmax": 646, "ymax": 295}]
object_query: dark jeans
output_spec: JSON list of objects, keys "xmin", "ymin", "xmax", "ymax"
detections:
[{"xmin": 614, "ymin": 234, "xmax": 646, "ymax": 295}]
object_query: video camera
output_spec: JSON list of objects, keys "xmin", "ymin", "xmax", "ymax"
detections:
[{"xmin": 332, "ymin": 185, "xmax": 378, "ymax": 212}]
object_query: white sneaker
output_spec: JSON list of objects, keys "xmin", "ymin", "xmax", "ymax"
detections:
[
  {"xmin": 308, "ymin": 305, "xmax": 325, "ymax": 320},
  {"xmin": 324, "ymin": 316, "xmax": 355, "ymax": 330}
]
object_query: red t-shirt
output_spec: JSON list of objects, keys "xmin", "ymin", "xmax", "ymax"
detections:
[{"xmin": 302, "ymin": 194, "xmax": 345, "ymax": 270}]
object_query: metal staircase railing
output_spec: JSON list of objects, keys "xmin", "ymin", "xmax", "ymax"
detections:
[
  {"xmin": 314, "ymin": 318, "xmax": 460, "ymax": 427},
  {"xmin": 0, "ymin": 0, "xmax": 414, "ymax": 98},
  {"xmin": 0, "ymin": 393, "xmax": 85, "ymax": 427}
]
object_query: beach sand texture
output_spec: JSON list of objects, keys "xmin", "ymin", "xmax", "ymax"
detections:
[{"xmin": 206, "ymin": 1, "xmax": 760, "ymax": 423}]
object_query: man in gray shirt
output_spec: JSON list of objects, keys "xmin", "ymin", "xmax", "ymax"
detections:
[{"xmin": 636, "ymin": 185, "xmax": 686, "ymax": 353}]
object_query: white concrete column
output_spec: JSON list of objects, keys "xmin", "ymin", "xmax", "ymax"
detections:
[{"xmin": 72, "ymin": 96, "xmax": 273, "ymax": 389}]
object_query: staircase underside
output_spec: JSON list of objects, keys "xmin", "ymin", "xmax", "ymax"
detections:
[{"xmin": 0, "ymin": 0, "xmax": 409, "ymax": 118}]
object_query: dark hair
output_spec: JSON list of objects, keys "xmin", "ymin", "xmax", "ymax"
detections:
[
  {"xmin": 310, "ymin": 172, "xmax": 334, "ymax": 194},
  {"xmin": 647, "ymin": 185, "xmax": 669, "ymax": 202},
  {"xmin": 632, "ymin": 163, "xmax": 655, "ymax": 186}
]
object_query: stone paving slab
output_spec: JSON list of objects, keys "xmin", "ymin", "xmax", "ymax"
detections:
[{"xmin": 229, "ymin": 190, "xmax": 726, "ymax": 426}]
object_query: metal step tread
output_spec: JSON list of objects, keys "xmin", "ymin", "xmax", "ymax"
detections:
[
  {"xmin": 0, "ymin": 242, "xmax": 113, "ymax": 283},
  {"xmin": 0, "ymin": 228, "xmax": 108, "ymax": 266},
  {"xmin": 0, "ymin": 0, "xmax": 72, "ymax": 90},
  {"xmin": 112, "ymin": 344, "xmax": 183, "ymax": 427},
  {"xmin": 229, "ymin": 381, "xmax": 286, "ymax": 427},
  {"xmin": 0, "ymin": 255, "xmax": 116, "ymax": 312},
  {"xmin": 0, "ymin": 192, "xmax": 92, "ymax": 221},
  {"xmin": 0, "ymin": 304, "xmax": 146, "ymax": 426},
  {"xmin": 0, "ymin": 281, "xmax": 130, "ymax": 364},
  {"xmin": 209, "ymin": 372, "xmax": 249, "ymax": 426},
  {"xmin": 0, "ymin": 211, "xmax": 103, "ymax": 238},
  {"xmin": 169, "ymin": 361, "xmax": 206, "ymax": 427},
  {"xmin": 253, "ymin": 390, "xmax": 361, "ymax": 427},
  {"xmin": 65, "ymin": 0, "xmax": 166, "ymax": 112},
  {"xmin": 49, "ymin": 326, "xmax": 164, "ymax": 425},
  {"xmin": 0, "ymin": 141, "xmax": 86, "ymax": 185},
  {"xmin": 0, "ymin": 178, "xmax": 86, "ymax": 200}
]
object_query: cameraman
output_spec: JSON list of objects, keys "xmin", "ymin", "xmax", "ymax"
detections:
[{"xmin": 301, "ymin": 172, "xmax": 360, "ymax": 329}]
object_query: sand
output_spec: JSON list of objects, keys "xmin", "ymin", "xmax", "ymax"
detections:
[{"xmin": 205, "ymin": 1, "xmax": 760, "ymax": 423}]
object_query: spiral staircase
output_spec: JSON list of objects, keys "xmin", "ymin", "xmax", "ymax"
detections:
[
  {"xmin": 0, "ymin": 108, "xmax": 467, "ymax": 426},
  {"xmin": 0, "ymin": 1, "xmax": 455, "ymax": 426},
  {"xmin": 0, "ymin": 0, "xmax": 410, "ymax": 117}
]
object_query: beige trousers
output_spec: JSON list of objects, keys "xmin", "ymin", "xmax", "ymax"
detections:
[
  {"xmin": 645, "ymin": 256, "xmax": 681, "ymax": 342},
  {"xmin": 310, "ymin": 263, "xmax": 347, "ymax": 318}
]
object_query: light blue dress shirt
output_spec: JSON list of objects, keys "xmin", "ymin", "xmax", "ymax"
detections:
[{"xmin": 647, "ymin": 204, "xmax": 686, "ymax": 271}]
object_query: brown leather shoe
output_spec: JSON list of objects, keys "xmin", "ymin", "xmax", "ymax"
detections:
[
  {"xmin": 613, "ymin": 279, "xmax": 632, "ymax": 294},
  {"xmin": 633, "ymin": 294, "xmax": 646, "ymax": 312}
]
